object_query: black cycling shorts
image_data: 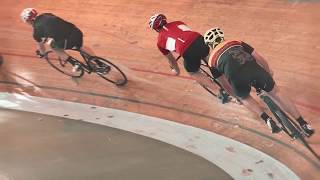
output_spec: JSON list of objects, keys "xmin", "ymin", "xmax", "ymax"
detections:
[
  {"xmin": 182, "ymin": 35, "xmax": 209, "ymax": 73},
  {"xmin": 228, "ymin": 61, "xmax": 275, "ymax": 98},
  {"xmin": 51, "ymin": 28, "xmax": 83, "ymax": 50}
]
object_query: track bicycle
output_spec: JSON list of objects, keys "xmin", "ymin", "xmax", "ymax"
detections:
[
  {"xmin": 256, "ymin": 88, "xmax": 319, "ymax": 161},
  {"xmin": 42, "ymin": 48, "xmax": 127, "ymax": 86},
  {"xmin": 199, "ymin": 59, "xmax": 320, "ymax": 161}
]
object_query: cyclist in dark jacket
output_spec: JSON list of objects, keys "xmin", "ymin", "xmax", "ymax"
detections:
[{"xmin": 204, "ymin": 27, "xmax": 314, "ymax": 137}]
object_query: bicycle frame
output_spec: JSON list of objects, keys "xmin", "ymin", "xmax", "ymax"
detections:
[
  {"xmin": 200, "ymin": 60, "xmax": 224, "ymax": 89},
  {"xmin": 175, "ymin": 55, "xmax": 320, "ymax": 159},
  {"xmin": 256, "ymin": 90, "xmax": 298, "ymax": 137},
  {"xmin": 200, "ymin": 60, "xmax": 300, "ymax": 138},
  {"xmin": 67, "ymin": 49, "xmax": 96, "ymax": 74}
]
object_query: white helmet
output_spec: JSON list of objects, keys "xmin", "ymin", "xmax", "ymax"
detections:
[
  {"xmin": 20, "ymin": 8, "xmax": 38, "ymax": 23},
  {"xmin": 204, "ymin": 27, "xmax": 224, "ymax": 48},
  {"xmin": 149, "ymin": 14, "xmax": 167, "ymax": 32}
]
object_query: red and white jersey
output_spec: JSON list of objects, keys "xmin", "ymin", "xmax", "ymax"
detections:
[{"xmin": 157, "ymin": 21, "xmax": 200, "ymax": 56}]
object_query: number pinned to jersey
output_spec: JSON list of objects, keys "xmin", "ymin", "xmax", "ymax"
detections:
[{"xmin": 166, "ymin": 37, "xmax": 176, "ymax": 51}]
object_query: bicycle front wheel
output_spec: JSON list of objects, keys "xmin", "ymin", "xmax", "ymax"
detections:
[
  {"xmin": 90, "ymin": 56, "xmax": 127, "ymax": 86},
  {"xmin": 278, "ymin": 109, "xmax": 320, "ymax": 160},
  {"xmin": 45, "ymin": 51, "xmax": 84, "ymax": 78}
]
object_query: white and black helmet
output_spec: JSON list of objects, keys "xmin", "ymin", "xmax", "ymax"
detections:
[
  {"xmin": 20, "ymin": 8, "xmax": 38, "ymax": 23},
  {"xmin": 204, "ymin": 27, "xmax": 224, "ymax": 48}
]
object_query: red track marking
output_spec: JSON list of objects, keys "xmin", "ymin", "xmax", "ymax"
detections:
[{"xmin": 1, "ymin": 51, "xmax": 320, "ymax": 113}]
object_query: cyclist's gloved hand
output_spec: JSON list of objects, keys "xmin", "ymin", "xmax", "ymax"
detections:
[{"xmin": 35, "ymin": 50, "xmax": 45, "ymax": 58}]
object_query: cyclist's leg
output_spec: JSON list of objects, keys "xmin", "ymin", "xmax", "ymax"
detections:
[
  {"xmin": 252, "ymin": 63, "xmax": 301, "ymax": 119},
  {"xmin": 66, "ymin": 29, "xmax": 104, "ymax": 68},
  {"xmin": 229, "ymin": 75, "xmax": 264, "ymax": 116},
  {"xmin": 229, "ymin": 62, "xmax": 281, "ymax": 132},
  {"xmin": 216, "ymin": 75, "xmax": 236, "ymax": 98},
  {"xmin": 78, "ymin": 46, "xmax": 109, "ymax": 72},
  {"xmin": 183, "ymin": 36, "xmax": 217, "ymax": 91},
  {"xmin": 252, "ymin": 62, "xmax": 313, "ymax": 135},
  {"xmin": 265, "ymin": 85, "xmax": 300, "ymax": 118},
  {"xmin": 49, "ymin": 39, "xmax": 70, "ymax": 62},
  {"xmin": 66, "ymin": 28, "xmax": 83, "ymax": 50},
  {"xmin": 185, "ymin": 52, "xmax": 217, "ymax": 92},
  {"xmin": 189, "ymin": 70, "xmax": 220, "ymax": 92},
  {"xmin": 51, "ymin": 28, "xmax": 83, "ymax": 66},
  {"xmin": 49, "ymin": 34, "xmax": 81, "ymax": 73}
]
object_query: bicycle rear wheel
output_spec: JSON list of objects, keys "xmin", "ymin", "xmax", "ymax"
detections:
[
  {"xmin": 262, "ymin": 96, "xmax": 320, "ymax": 160},
  {"xmin": 90, "ymin": 56, "xmax": 127, "ymax": 86},
  {"xmin": 45, "ymin": 51, "xmax": 84, "ymax": 78}
]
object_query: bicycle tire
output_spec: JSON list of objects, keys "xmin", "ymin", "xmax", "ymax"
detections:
[
  {"xmin": 45, "ymin": 51, "xmax": 84, "ymax": 78},
  {"xmin": 90, "ymin": 56, "xmax": 127, "ymax": 86},
  {"xmin": 262, "ymin": 96, "xmax": 320, "ymax": 161},
  {"xmin": 280, "ymin": 109, "xmax": 320, "ymax": 161}
]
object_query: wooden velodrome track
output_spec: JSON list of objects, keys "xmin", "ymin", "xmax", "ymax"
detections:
[{"xmin": 0, "ymin": 0, "xmax": 320, "ymax": 179}]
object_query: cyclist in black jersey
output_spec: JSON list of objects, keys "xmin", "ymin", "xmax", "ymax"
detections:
[
  {"xmin": 20, "ymin": 8, "xmax": 82, "ymax": 68},
  {"xmin": 203, "ymin": 27, "xmax": 314, "ymax": 137}
]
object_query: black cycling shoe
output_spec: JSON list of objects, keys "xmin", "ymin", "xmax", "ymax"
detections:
[
  {"xmin": 300, "ymin": 123, "xmax": 315, "ymax": 137},
  {"xmin": 266, "ymin": 118, "xmax": 282, "ymax": 134}
]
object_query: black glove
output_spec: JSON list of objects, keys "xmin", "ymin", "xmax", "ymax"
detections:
[
  {"xmin": 217, "ymin": 89, "xmax": 231, "ymax": 104},
  {"xmin": 35, "ymin": 50, "xmax": 45, "ymax": 58}
]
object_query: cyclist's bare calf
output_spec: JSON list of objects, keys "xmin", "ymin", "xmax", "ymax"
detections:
[{"xmin": 265, "ymin": 85, "xmax": 300, "ymax": 118}]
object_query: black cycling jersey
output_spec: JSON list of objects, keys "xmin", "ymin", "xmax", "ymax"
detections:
[
  {"xmin": 32, "ymin": 13, "xmax": 77, "ymax": 42},
  {"xmin": 217, "ymin": 41, "xmax": 255, "ymax": 79},
  {"xmin": 211, "ymin": 41, "xmax": 274, "ymax": 98}
]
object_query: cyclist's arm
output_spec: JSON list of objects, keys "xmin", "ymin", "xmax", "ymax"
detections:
[
  {"xmin": 165, "ymin": 53, "xmax": 180, "ymax": 75},
  {"xmin": 157, "ymin": 43, "xmax": 180, "ymax": 75},
  {"xmin": 210, "ymin": 67, "xmax": 237, "ymax": 98},
  {"xmin": 216, "ymin": 75, "xmax": 236, "ymax": 97},
  {"xmin": 33, "ymin": 26, "xmax": 46, "ymax": 54}
]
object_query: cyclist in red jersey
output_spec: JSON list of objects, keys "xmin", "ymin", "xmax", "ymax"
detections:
[
  {"xmin": 149, "ymin": 14, "xmax": 220, "ymax": 92},
  {"xmin": 203, "ymin": 27, "xmax": 314, "ymax": 136}
]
